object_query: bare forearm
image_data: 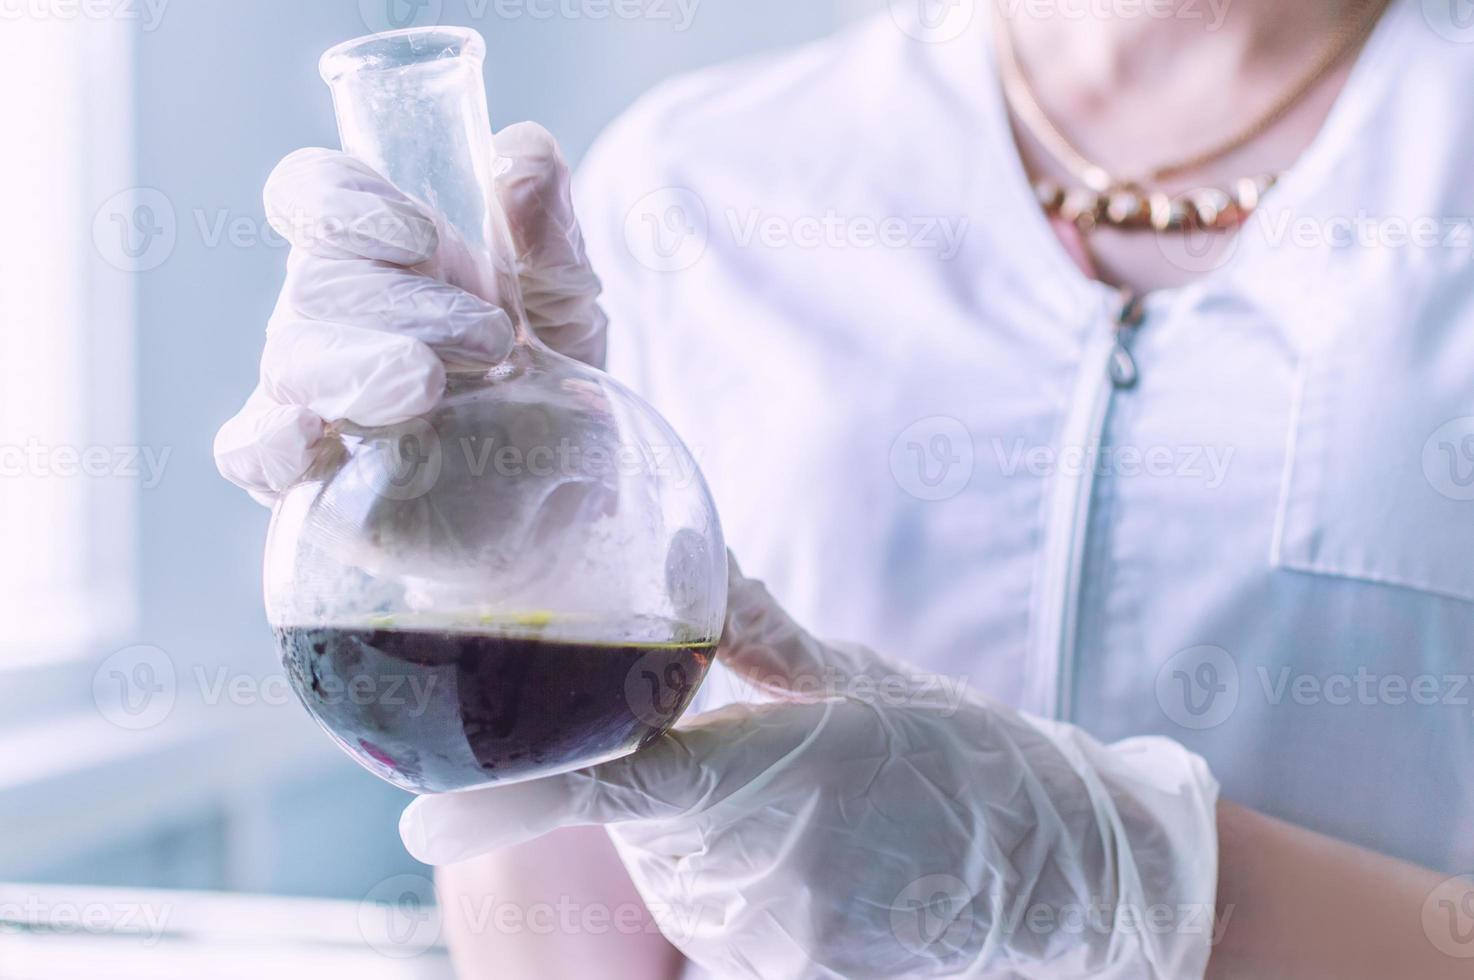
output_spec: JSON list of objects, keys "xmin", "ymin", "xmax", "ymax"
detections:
[
  {"xmin": 436, "ymin": 825, "xmax": 686, "ymax": 980},
  {"xmin": 432, "ymin": 798, "xmax": 1470, "ymax": 980},
  {"xmin": 1208, "ymin": 801, "xmax": 1471, "ymax": 979}
]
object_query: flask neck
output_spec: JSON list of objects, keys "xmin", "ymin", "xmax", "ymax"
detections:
[{"xmin": 322, "ymin": 28, "xmax": 529, "ymax": 332}]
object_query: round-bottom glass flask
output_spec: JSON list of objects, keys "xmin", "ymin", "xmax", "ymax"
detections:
[{"xmin": 263, "ymin": 28, "xmax": 725, "ymax": 793}]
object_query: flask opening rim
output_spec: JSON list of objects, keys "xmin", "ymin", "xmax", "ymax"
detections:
[{"xmin": 319, "ymin": 26, "xmax": 486, "ymax": 84}]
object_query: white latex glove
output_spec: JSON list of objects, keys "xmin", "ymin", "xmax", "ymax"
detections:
[
  {"xmin": 400, "ymin": 562, "xmax": 1222, "ymax": 979},
  {"xmin": 214, "ymin": 122, "xmax": 607, "ymax": 501}
]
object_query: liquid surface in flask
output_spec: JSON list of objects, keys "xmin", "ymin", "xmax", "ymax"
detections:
[{"xmin": 275, "ymin": 625, "xmax": 714, "ymax": 793}]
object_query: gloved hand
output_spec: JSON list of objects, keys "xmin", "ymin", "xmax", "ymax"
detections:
[
  {"xmin": 399, "ymin": 561, "xmax": 1222, "ymax": 979},
  {"xmin": 214, "ymin": 122, "xmax": 607, "ymax": 502}
]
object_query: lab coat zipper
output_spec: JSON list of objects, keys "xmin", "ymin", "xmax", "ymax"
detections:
[
  {"xmin": 1109, "ymin": 294, "xmax": 1145, "ymax": 390},
  {"xmin": 1033, "ymin": 292, "xmax": 1143, "ymax": 721}
]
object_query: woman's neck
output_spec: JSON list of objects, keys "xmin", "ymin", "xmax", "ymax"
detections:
[
  {"xmin": 1002, "ymin": 0, "xmax": 1384, "ymax": 179},
  {"xmin": 996, "ymin": 0, "xmax": 1392, "ymax": 294}
]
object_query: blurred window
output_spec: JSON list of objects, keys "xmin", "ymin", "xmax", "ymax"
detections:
[{"xmin": 0, "ymin": 17, "xmax": 135, "ymax": 663}]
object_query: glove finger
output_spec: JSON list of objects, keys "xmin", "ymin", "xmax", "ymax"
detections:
[
  {"xmin": 262, "ymin": 320, "xmax": 445, "ymax": 427},
  {"xmin": 399, "ymin": 759, "xmax": 697, "ymax": 865},
  {"xmin": 213, "ymin": 385, "xmax": 327, "ymax": 495},
  {"xmin": 494, "ymin": 121, "xmax": 585, "ymax": 277},
  {"xmin": 519, "ymin": 292, "xmax": 609, "ymax": 369},
  {"xmin": 494, "ymin": 122, "xmax": 608, "ymax": 365},
  {"xmin": 721, "ymin": 554, "xmax": 906, "ymax": 697},
  {"xmin": 280, "ymin": 251, "xmax": 516, "ymax": 365},
  {"xmin": 265, "ymin": 148, "xmax": 439, "ymax": 265},
  {"xmin": 399, "ymin": 700, "xmax": 837, "ymax": 864}
]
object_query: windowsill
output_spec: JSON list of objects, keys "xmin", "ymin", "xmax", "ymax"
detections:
[
  {"xmin": 0, "ymin": 702, "xmax": 343, "ymax": 877},
  {"xmin": 0, "ymin": 882, "xmax": 451, "ymax": 978}
]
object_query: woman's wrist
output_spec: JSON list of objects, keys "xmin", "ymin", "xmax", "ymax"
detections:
[{"xmin": 1208, "ymin": 801, "xmax": 1469, "ymax": 980}]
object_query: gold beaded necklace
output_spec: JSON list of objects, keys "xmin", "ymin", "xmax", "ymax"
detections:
[{"xmin": 993, "ymin": 0, "xmax": 1388, "ymax": 234}]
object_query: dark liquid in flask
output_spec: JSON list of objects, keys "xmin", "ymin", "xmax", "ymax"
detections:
[{"xmin": 274, "ymin": 626, "xmax": 714, "ymax": 793}]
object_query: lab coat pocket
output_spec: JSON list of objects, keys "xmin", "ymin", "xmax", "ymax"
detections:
[{"xmin": 1272, "ymin": 258, "xmax": 1474, "ymax": 602}]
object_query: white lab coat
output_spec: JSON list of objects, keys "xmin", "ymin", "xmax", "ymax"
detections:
[{"xmin": 576, "ymin": 0, "xmax": 1472, "ymax": 913}]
